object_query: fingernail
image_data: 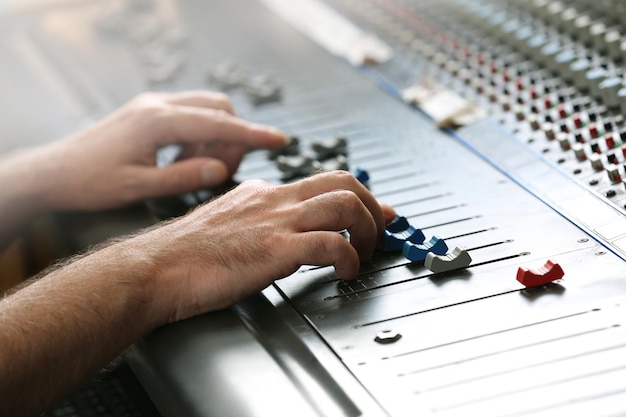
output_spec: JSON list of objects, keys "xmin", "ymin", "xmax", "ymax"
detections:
[
  {"xmin": 256, "ymin": 124, "xmax": 286, "ymax": 141},
  {"xmin": 200, "ymin": 161, "xmax": 225, "ymax": 187}
]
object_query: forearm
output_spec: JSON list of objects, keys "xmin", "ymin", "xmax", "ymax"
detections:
[{"xmin": 0, "ymin": 237, "xmax": 161, "ymax": 417}]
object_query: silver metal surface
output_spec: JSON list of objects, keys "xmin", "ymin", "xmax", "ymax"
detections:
[{"xmin": 3, "ymin": 0, "xmax": 626, "ymax": 416}]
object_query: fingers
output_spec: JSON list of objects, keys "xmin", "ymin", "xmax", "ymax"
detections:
[
  {"xmin": 294, "ymin": 190, "xmax": 378, "ymax": 260},
  {"xmin": 288, "ymin": 231, "xmax": 361, "ymax": 279},
  {"xmin": 285, "ymin": 171, "xmax": 386, "ymax": 237},
  {"xmin": 157, "ymin": 106, "xmax": 287, "ymax": 150},
  {"xmin": 131, "ymin": 158, "xmax": 230, "ymax": 199},
  {"xmin": 155, "ymin": 91, "xmax": 235, "ymax": 114}
]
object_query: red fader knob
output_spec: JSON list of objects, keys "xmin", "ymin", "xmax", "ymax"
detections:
[{"xmin": 516, "ymin": 260, "xmax": 564, "ymax": 287}]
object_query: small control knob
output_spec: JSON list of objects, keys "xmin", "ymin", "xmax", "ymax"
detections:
[
  {"xmin": 555, "ymin": 49, "xmax": 577, "ymax": 81},
  {"xmin": 573, "ymin": 143, "xmax": 587, "ymax": 161},
  {"xmin": 528, "ymin": 114, "xmax": 541, "ymax": 130},
  {"xmin": 524, "ymin": 33, "xmax": 548, "ymax": 59},
  {"xmin": 500, "ymin": 19, "xmax": 522, "ymax": 44},
  {"xmin": 557, "ymin": 132, "xmax": 571, "ymax": 150},
  {"xmin": 545, "ymin": 1, "xmax": 564, "ymax": 26},
  {"xmin": 599, "ymin": 77, "xmax": 624, "ymax": 109},
  {"xmin": 585, "ymin": 67, "xmax": 608, "ymax": 99},
  {"xmin": 605, "ymin": 31, "xmax": 623, "ymax": 62},
  {"xmin": 539, "ymin": 41, "xmax": 561, "ymax": 72},
  {"xmin": 543, "ymin": 122, "xmax": 556, "ymax": 140},
  {"xmin": 573, "ymin": 15, "xmax": 592, "ymax": 45},
  {"xmin": 560, "ymin": 8, "xmax": 578, "ymax": 35},
  {"xmin": 589, "ymin": 22, "xmax": 607, "ymax": 53},
  {"xmin": 590, "ymin": 154, "xmax": 603, "ymax": 171},
  {"xmin": 514, "ymin": 26, "xmax": 534, "ymax": 51},
  {"xmin": 622, "ymin": 40, "xmax": 626, "ymax": 63},
  {"xmin": 606, "ymin": 134, "xmax": 616, "ymax": 149},
  {"xmin": 607, "ymin": 166, "xmax": 622, "ymax": 183},
  {"xmin": 618, "ymin": 87, "xmax": 626, "ymax": 115},
  {"xmin": 570, "ymin": 59, "xmax": 591, "ymax": 90}
]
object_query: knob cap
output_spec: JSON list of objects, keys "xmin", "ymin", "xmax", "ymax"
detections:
[
  {"xmin": 571, "ymin": 59, "xmax": 591, "ymax": 90},
  {"xmin": 599, "ymin": 77, "xmax": 624, "ymax": 109},
  {"xmin": 586, "ymin": 67, "xmax": 608, "ymax": 99}
]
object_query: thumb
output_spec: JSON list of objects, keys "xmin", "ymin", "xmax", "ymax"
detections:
[{"xmin": 140, "ymin": 158, "xmax": 230, "ymax": 198}]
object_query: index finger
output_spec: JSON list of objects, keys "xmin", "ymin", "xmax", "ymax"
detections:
[
  {"xmin": 157, "ymin": 106, "xmax": 287, "ymax": 149},
  {"xmin": 162, "ymin": 91, "xmax": 235, "ymax": 114}
]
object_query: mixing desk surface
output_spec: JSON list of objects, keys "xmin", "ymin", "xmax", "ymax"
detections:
[{"xmin": 3, "ymin": 0, "xmax": 626, "ymax": 416}]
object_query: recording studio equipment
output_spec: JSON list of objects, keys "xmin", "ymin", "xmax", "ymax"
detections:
[{"xmin": 3, "ymin": 0, "xmax": 626, "ymax": 416}]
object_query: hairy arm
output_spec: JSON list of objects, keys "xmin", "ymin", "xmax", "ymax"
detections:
[
  {"xmin": 0, "ymin": 171, "xmax": 395, "ymax": 416},
  {"xmin": 0, "ymin": 237, "xmax": 161, "ymax": 416}
]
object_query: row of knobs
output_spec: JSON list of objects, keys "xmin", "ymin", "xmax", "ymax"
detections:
[
  {"xmin": 354, "ymin": 0, "xmax": 626, "ymax": 191},
  {"xmin": 463, "ymin": 3, "xmax": 626, "ymax": 115},
  {"xmin": 508, "ymin": 0, "xmax": 626, "ymax": 35},
  {"xmin": 426, "ymin": 1, "xmax": 626, "ymax": 188}
]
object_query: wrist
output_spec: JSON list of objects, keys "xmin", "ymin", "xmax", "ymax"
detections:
[
  {"xmin": 0, "ymin": 145, "xmax": 61, "ymax": 215},
  {"xmin": 95, "ymin": 237, "xmax": 165, "ymax": 333}
]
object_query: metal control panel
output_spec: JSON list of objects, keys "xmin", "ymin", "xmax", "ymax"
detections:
[{"xmin": 3, "ymin": 0, "xmax": 626, "ymax": 416}]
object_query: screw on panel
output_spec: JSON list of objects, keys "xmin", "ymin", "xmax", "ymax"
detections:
[{"xmin": 374, "ymin": 330, "xmax": 402, "ymax": 344}]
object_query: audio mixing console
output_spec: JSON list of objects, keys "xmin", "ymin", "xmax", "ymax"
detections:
[{"xmin": 3, "ymin": 0, "xmax": 626, "ymax": 416}]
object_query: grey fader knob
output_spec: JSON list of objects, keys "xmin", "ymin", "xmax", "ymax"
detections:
[{"xmin": 425, "ymin": 247, "xmax": 472, "ymax": 273}]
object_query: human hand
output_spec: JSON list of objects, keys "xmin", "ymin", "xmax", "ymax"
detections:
[
  {"xmin": 128, "ymin": 170, "xmax": 396, "ymax": 323},
  {"xmin": 32, "ymin": 91, "xmax": 286, "ymax": 212}
]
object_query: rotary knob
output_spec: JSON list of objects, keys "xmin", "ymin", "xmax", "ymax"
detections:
[
  {"xmin": 559, "ymin": 8, "xmax": 578, "ymax": 35},
  {"xmin": 618, "ymin": 87, "xmax": 626, "ymax": 116},
  {"xmin": 555, "ymin": 49, "xmax": 577, "ymax": 80},
  {"xmin": 539, "ymin": 41, "xmax": 562, "ymax": 72},
  {"xmin": 573, "ymin": 15, "xmax": 592, "ymax": 45},
  {"xmin": 605, "ymin": 31, "xmax": 624, "ymax": 62},
  {"xmin": 585, "ymin": 67, "xmax": 608, "ymax": 99},
  {"xmin": 570, "ymin": 59, "xmax": 591, "ymax": 90},
  {"xmin": 599, "ymin": 77, "xmax": 624, "ymax": 109},
  {"xmin": 590, "ymin": 22, "xmax": 607, "ymax": 53},
  {"xmin": 524, "ymin": 33, "xmax": 548, "ymax": 59}
]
